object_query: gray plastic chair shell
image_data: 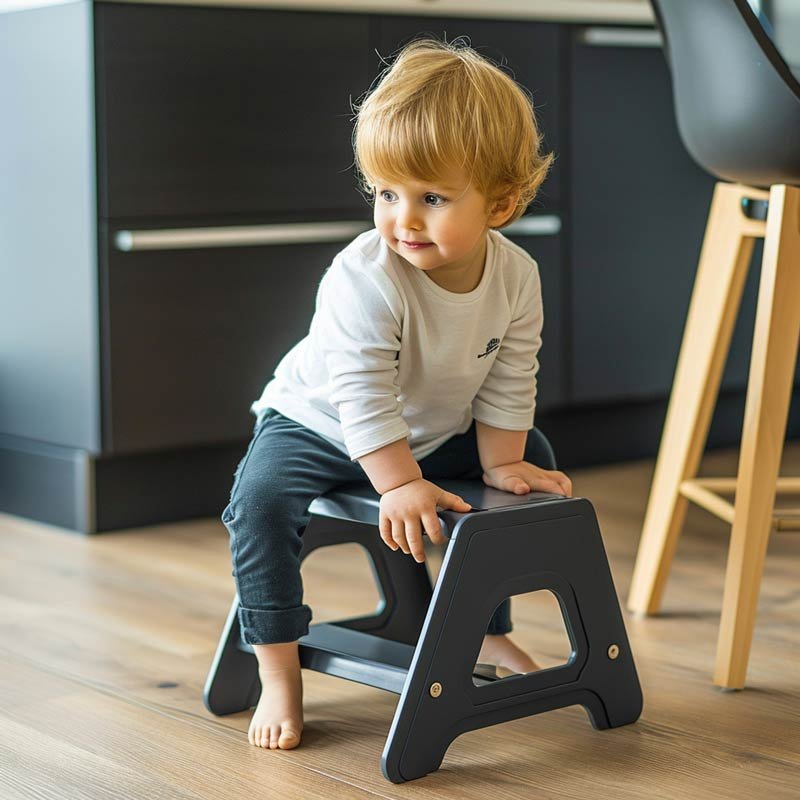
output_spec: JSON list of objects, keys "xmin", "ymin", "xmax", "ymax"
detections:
[{"xmin": 651, "ymin": 0, "xmax": 800, "ymax": 187}]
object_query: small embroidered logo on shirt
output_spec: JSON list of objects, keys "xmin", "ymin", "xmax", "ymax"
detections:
[{"xmin": 477, "ymin": 338, "xmax": 500, "ymax": 358}]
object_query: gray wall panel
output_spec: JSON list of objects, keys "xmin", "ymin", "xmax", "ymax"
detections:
[{"xmin": 0, "ymin": 1, "xmax": 99, "ymax": 451}]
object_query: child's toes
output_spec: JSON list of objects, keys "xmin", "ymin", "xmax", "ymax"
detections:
[
  {"xmin": 247, "ymin": 723, "xmax": 259, "ymax": 747},
  {"xmin": 270, "ymin": 726, "xmax": 281, "ymax": 749},
  {"xmin": 247, "ymin": 719, "xmax": 301, "ymax": 750},
  {"xmin": 278, "ymin": 727, "xmax": 301, "ymax": 750}
]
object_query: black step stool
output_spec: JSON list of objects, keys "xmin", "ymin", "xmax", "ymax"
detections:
[{"xmin": 204, "ymin": 479, "xmax": 643, "ymax": 783}]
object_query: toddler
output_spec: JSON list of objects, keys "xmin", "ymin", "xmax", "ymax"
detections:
[{"xmin": 222, "ymin": 38, "xmax": 572, "ymax": 751}]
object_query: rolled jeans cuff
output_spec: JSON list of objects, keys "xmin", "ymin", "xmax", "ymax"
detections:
[
  {"xmin": 238, "ymin": 604, "xmax": 312, "ymax": 645},
  {"xmin": 486, "ymin": 598, "xmax": 512, "ymax": 635}
]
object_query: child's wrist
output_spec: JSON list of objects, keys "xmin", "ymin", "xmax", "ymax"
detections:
[
  {"xmin": 357, "ymin": 438, "xmax": 422, "ymax": 494},
  {"xmin": 481, "ymin": 458, "xmax": 522, "ymax": 472},
  {"xmin": 380, "ymin": 475, "xmax": 424, "ymax": 496}
]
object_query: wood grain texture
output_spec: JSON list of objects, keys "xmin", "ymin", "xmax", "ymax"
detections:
[
  {"xmin": 1, "ymin": 443, "xmax": 799, "ymax": 798},
  {"xmin": 714, "ymin": 185, "xmax": 800, "ymax": 688}
]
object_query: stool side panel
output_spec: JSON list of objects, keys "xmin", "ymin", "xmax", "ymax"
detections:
[{"xmin": 384, "ymin": 499, "xmax": 642, "ymax": 782}]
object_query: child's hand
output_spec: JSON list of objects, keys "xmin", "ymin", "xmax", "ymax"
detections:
[
  {"xmin": 482, "ymin": 461, "xmax": 572, "ymax": 498},
  {"xmin": 379, "ymin": 478, "xmax": 472, "ymax": 562}
]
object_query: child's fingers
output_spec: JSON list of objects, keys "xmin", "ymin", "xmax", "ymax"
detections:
[
  {"xmin": 421, "ymin": 510, "xmax": 447, "ymax": 546},
  {"xmin": 544, "ymin": 470, "xmax": 573, "ymax": 497},
  {"xmin": 508, "ymin": 477, "xmax": 531, "ymax": 494},
  {"xmin": 404, "ymin": 518, "xmax": 425, "ymax": 562},
  {"xmin": 440, "ymin": 491, "xmax": 472, "ymax": 511},
  {"xmin": 379, "ymin": 514, "xmax": 398, "ymax": 550},
  {"xmin": 391, "ymin": 517, "xmax": 411, "ymax": 555},
  {"xmin": 557, "ymin": 472, "xmax": 573, "ymax": 497},
  {"xmin": 530, "ymin": 476, "xmax": 567, "ymax": 496}
]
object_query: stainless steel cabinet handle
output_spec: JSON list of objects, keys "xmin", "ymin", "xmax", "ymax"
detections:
[
  {"xmin": 578, "ymin": 27, "xmax": 662, "ymax": 48},
  {"xmin": 114, "ymin": 221, "xmax": 372, "ymax": 252},
  {"xmin": 114, "ymin": 216, "xmax": 561, "ymax": 252},
  {"xmin": 503, "ymin": 215, "xmax": 561, "ymax": 236}
]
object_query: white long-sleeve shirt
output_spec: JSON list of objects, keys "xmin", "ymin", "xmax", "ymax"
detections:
[{"xmin": 251, "ymin": 227, "xmax": 543, "ymax": 462}]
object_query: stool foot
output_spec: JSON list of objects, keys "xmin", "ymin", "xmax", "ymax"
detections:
[{"xmin": 203, "ymin": 596, "xmax": 260, "ymax": 715}]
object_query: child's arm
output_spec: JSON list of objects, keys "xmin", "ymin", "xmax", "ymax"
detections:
[
  {"xmin": 358, "ymin": 439, "xmax": 472, "ymax": 562},
  {"xmin": 472, "ymin": 266, "xmax": 571, "ymax": 497},
  {"xmin": 472, "ymin": 268, "xmax": 542, "ymax": 433},
  {"xmin": 475, "ymin": 422, "xmax": 526, "ymax": 471},
  {"xmin": 316, "ymin": 258, "xmax": 410, "ymax": 461},
  {"xmin": 476, "ymin": 420, "xmax": 571, "ymax": 497},
  {"xmin": 357, "ymin": 438, "xmax": 421, "ymax": 495}
]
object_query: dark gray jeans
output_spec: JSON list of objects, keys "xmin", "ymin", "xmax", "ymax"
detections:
[{"xmin": 223, "ymin": 409, "xmax": 557, "ymax": 645}]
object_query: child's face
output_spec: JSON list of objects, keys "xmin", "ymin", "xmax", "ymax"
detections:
[{"xmin": 372, "ymin": 169, "xmax": 512, "ymax": 282}]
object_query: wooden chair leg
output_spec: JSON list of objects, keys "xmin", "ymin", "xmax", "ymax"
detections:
[
  {"xmin": 714, "ymin": 184, "xmax": 800, "ymax": 689},
  {"xmin": 628, "ymin": 183, "xmax": 767, "ymax": 615}
]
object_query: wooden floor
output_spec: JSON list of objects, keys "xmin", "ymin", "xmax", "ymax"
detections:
[{"xmin": 1, "ymin": 444, "xmax": 799, "ymax": 799}]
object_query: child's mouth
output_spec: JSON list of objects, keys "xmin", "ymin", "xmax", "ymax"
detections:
[{"xmin": 402, "ymin": 241, "xmax": 433, "ymax": 249}]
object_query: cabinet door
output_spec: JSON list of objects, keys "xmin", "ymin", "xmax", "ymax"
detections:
[
  {"xmin": 100, "ymin": 224, "xmax": 370, "ymax": 454},
  {"xmin": 373, "ymin": 15, "xmax": 563, "ymax": 209},
  {"xmin": 569, "ymin": 29, "xmax": 762, "ymax": 404},
  {"xmin": 94, "ymin": 4, "xmax": 372, "ymax": 220}
]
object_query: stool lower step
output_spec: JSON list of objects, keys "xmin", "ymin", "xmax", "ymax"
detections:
[
  {"xmin": 300, "ymin": 623, "xmax": 413, "ymax": 694},
  {"xmin": 237, "ymin": 622, "xmax": 413, "ymax": 694},
  {"xmin": 238, "ymin": 622, "xmax": 500, "ymax": 694}
]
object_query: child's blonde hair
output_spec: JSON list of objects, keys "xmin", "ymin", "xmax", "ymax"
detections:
[{"xmin": 352, "ymin": 37, "xmax": 554, "ymax": 226}]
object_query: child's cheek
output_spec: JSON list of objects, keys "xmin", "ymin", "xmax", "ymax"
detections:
[{"xmin": 375, "ymin": 212, "xmax": 393, "ymax": 241}]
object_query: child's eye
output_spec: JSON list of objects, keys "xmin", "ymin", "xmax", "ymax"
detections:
[
  {"xmin": 425, "ymin": 193, "xmax": 447, "ymax": 207},
  {"xmin": 379, "ymin": 190, "xmax": 397, "ymax": 202}
]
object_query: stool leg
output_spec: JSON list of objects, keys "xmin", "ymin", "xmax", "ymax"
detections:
[
  {"xmin": 203, "ymin": 596, "xmax": 260, "ymax": 715},
  {"xmin": 715, "ymin": 184, "xmax": 800, "ymax": 689},
  {"xmin": 383, "ymin": 499, "xmax": 642, "ymax": 782},
  {"xmin": 628, "ymin": 182, "xmax": 766, "ymax": 615}
]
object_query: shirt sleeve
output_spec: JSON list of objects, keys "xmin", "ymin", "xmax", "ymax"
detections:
[
  {"xmin": 315, "ymin": 258, "xmax": 411, "ymax": 461},
  {"xmin": 471, "ymin": 265, "xmax": 543, "ymax": 431}
]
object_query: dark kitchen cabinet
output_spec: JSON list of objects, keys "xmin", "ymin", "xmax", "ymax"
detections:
[
  {"xmin": 1, "ymin": 1, "xmax": 374, "ymax": 531},
  {"xmin": 93, "ymin": 3, "xmax": 375, "ymax": 455}
]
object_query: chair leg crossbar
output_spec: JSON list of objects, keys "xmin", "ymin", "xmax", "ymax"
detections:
[{"xmin": 204, "ymin": 481, "xmax": 642, "ymax": 783}]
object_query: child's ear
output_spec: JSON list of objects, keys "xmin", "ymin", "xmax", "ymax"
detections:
[{"xmin": 487, "ymin": 190, "xmax": 521, "ymax": 228}]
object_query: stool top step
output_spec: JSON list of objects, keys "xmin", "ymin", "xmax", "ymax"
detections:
[{"xmin": 308, "ymin": 479, "xmax": 566, "ymax": 534}]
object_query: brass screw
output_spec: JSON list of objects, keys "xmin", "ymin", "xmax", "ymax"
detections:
[
  {"xmin": 429, "ymin": 681, "xmax": 443, "ymax": 698},
  {"xmin": 608, "ymin": 644, "xmax": 620, "ymax": 660}
]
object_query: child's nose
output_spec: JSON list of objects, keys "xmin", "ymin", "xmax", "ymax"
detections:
[{"xmin": 396, "ymin": 202, "xmax": 422, "ymax": 231}]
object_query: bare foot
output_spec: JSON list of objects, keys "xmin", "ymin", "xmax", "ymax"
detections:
[
  {"xmin": 478, "ymin": 634, "xmax": 540, "ymax": 675},
  {"xmin": 249, "ymin": 642, "xmax": 303, "ymax": 750}
]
